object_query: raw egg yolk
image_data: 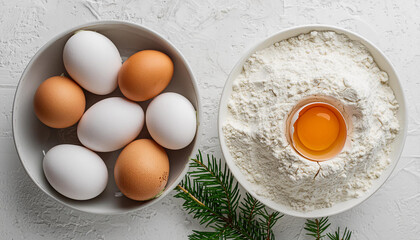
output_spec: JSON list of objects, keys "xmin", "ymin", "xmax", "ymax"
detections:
[{"xmin": 296, "ymin": 106, "xmax": 339, "ymax": 151}]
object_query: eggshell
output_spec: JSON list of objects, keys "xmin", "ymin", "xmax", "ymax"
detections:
[
  {"xmin": 43, "ymin": 144, "xmax": 108, "ymax": 200},
  {"xmin": 114, "ymin": 139, "xmax": 169, "ymax": 201},
  {"xmin": 118, "ymin": 50, "xmax": 174, "ymax": 101},
  {"xmin": 63, "ymin": 30, "xmax": 122, "ymax": 95},
  {"xmin": 33, "ymin": 76, "xmax": 85, "ymax": 128},
  {"xmin": 77, "ymin": 97, "xmax": 144, "ymax": 152},
  {"xmin": 146, "ymin": 92, "xmax": 197, "ymax": 150}
]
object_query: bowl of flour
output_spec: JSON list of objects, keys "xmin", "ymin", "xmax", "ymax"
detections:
[{"xmin": 219, "ymin": 25, "xmax": 407, "ymax": 218}]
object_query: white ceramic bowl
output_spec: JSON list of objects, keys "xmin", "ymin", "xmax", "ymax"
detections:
[
  {"xmin": 13, "ymin": 21, "xmax": 201, "ymax": 214},
  {"xmin": 218, "ymin": 25, "xmax": 407, "ymax": 218}
]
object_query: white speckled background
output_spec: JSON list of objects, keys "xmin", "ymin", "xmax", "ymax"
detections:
[{"xmin": 1, "ymin": 0, "xmax": 419, "ymax": 239}]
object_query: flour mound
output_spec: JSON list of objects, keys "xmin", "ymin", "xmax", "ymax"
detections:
[{"xmin": 223, "ymin": 31, "xmax": 399, "ymax": 211}]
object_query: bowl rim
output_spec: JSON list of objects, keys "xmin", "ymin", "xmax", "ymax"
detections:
[
  {"xmin": 12, "ymin": 20, "xmax": 202, "ymax": 215},
  {"xmin": 218, "ymin": 24, "xmax": 408, "ymax": 218}
]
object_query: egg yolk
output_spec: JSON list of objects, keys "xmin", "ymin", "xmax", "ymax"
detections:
[{"xmin": 295, "ymin": 106, "xmax": 340, "ymax": 151}]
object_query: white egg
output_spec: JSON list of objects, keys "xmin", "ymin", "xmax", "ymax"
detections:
[
  {"xmin": 146, "ymin": 92, "xmax": 197, "ymax": 150},
  {"xmin": 63, "ymin": 30, "xmax": 122, "ymax": 95},
  {"xmin": 43, "ymin": 144, "xmax": 108, "ymax": 200},
  {"xmin": 77, "ymin": 97, "xmax": 144, "ymax": 152}
]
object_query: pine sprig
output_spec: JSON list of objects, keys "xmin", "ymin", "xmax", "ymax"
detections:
[
  {"xmin": 239, "ymin": 193, "xmax": 265, "ymax": 227},
  {"xmin": 175, "ymin": 151, "xmax": 283, "ymax": 240},
  {"xmin": 305, "ymin": 217, "xmax": 331, "ymax": 239},
  {"xmin": 175, "ymin": 150, "xmax": 352, "ymax": 240},
  {"xmin": 326, "ymin": 227, "xmax": 352, "ymax": 240},
  {"xmin": 305, "ymin": 217, "xmax": 352, "ymax": 240}
]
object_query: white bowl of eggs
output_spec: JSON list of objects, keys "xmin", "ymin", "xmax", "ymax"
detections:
[{"xmin": 13, "ymin": 21, "xmax": 200, "ymax": 214}]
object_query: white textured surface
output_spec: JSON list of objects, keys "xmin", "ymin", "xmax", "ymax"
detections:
[{"xmin": 0, "ymin": 0, "xmax": 419, "ymax": 238}]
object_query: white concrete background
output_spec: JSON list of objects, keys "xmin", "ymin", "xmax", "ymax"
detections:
[{"xmin": 1, "ymin": 0, "xmax": 419, "ymax": 239}]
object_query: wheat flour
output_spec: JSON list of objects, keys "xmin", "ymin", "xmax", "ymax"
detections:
[{"xmin": 222, "ymin": 31, "xmax": 399, "ymax": 211}]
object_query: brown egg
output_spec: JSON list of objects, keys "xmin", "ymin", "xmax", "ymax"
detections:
[
  {"xmin": 34, "ymin": 76, "xmax": 86, "ymax": 128},
  {"xmin": 114, "ymin": 139, "xmax": 170, "ymax": 201},
  {"xmin": 118, "ymin": 50, "xmax": 174, "ymax": 101}
]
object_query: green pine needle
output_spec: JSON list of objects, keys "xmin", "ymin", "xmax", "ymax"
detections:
[
  {"xmin": 305, "ymin": 217, "xmax": 331, "ymax": 239},
  {"xmin": 305, "ymin": 217, "xmax": 352, "ymax": 240},
  {"xmin": 175, "ymin": 150, "xmax": 352, "ymax": 240},
  {"xmin": 326, "ymin": 227, "xmax": 352, "ymax": 240},
  {"xmin": 175, "ymin": 151, "xmax": 283, "ymax": 240}
]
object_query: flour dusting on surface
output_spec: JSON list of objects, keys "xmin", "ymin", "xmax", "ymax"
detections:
[{"xmin": 223, "ymin": 31, "xmax": 399, "ymax": 211}]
